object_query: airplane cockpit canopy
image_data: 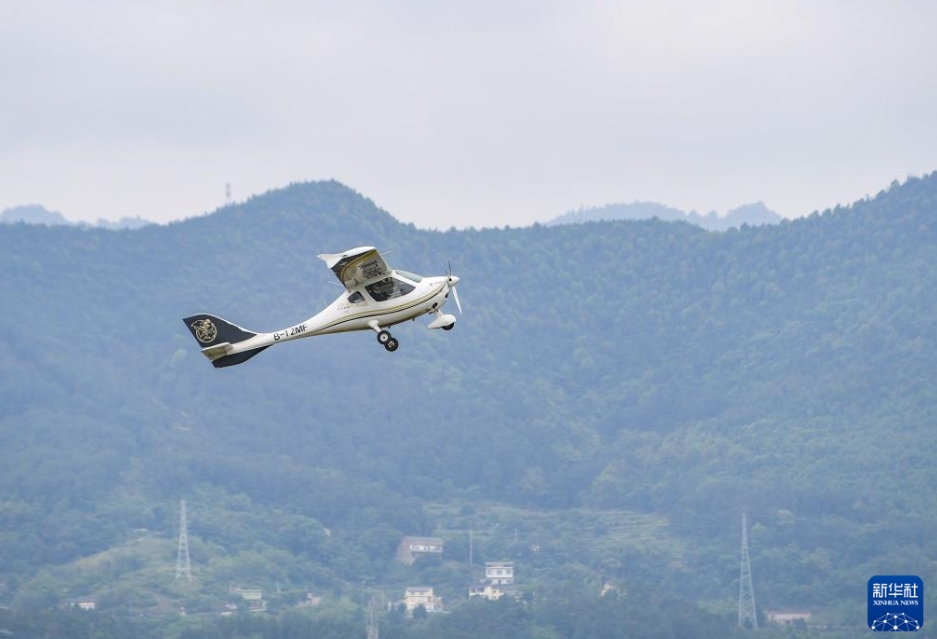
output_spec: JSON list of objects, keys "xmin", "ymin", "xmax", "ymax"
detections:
[
  {"xmin": 366, "ymin": 277, "xmax": 414, "ymax": 302},
  {"xmin": 395, "ymin": 270, "xmax": 424, "ymax": 283}
]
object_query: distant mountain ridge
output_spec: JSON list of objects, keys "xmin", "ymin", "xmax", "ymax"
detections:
[
  {"xmin": 6, "ymin": 198, "xmax": 781, "ymax": 232},
  {"xmin": 1, "ymin": 203, "xmax": 153, "ymax": 230},
  {"xmin": 548, "ymin": 200, "xmax": 782, "ymax": 230}
]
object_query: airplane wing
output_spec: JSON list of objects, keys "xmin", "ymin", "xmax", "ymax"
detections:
[{"xmin": 317, "ymin": 246, "xmax": 391, "ymax": 289}]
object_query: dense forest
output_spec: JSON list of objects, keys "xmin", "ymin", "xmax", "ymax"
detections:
[{"xmin": 0, "ymin": 173, "xmax": 935, "ymax": 637}]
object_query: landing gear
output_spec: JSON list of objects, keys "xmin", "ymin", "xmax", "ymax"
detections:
[
  {"xmin": 442, "ymin": 323, "xmax": 454, "ymax": 331},
  {"xmin": 376, "ymin": 329, "xmax": 399, "ymax": 352}
]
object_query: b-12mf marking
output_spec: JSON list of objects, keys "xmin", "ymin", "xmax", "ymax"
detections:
[{"xmin": 183, "ymin": 246, "xmax": 461, "ymax": 368}]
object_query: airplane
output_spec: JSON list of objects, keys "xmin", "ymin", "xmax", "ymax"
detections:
[{"xmin": 182, "ymin": 246, "xmax": 461, "ymax": 368}]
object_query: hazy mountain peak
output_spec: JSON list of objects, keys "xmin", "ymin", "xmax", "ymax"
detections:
[
  {"xmin": 548, "ymin": 199, "xmax": 782, "ymax": 231},
  {"xmin": 724, "ymin": 201, "xmax": 783, "ymax": 226},
  {"xmin": 1, "ymin": 203, "xmax": 155, "ymax": 229},
  {"xmin": 93, "ymin": 216, "xmax": 154, "ymax": 230},
  {"xmin": 0, "ymin": 204, "xmax": 70, "ymax": 226},
  {"xmin": 547, "ymin": 201, "xmax": 687, "ymax": 226}
]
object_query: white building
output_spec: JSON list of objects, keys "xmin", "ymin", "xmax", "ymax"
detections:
[
  {"xmin": 469, "ymin": 584, "xmax": 507, "ymax": 601},
  {"xmin": 766, "ymin": 610, "xmax": 812, "ymax": 626},
  {"xmin": 397, "ymin": 536, "xmax": 444, "ymax": 564},
  {"xmin": 485, "ymin": 561, "xmax": 514, "ymax": 585},
  {"xmin": 403, "ymin": 586, "xmax": 443, "ymax": 614}
]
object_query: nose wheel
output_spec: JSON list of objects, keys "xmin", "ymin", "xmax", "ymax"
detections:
[{"xmin": 376, "ymin": 330, "xmax": 399, "ymax": 352}]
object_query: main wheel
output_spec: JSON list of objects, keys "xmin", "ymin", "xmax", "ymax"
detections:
[
  {"xmin": 377, "ymin": 330, "xmax": 391, "ymax": 344},
  {"xmin": 442, "ymin": 323, "xmax": 454, "ymax": 331},
  {"xmin": 385, "ymin": 338, "xmax": 399, "ymax": 352}
]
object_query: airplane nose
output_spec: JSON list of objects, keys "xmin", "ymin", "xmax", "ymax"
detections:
[{"xmin": 447, "ymin": 275, "xmax": 463, "ymax": 314}]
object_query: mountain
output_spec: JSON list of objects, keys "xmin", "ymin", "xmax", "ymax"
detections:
[
  {"xmin": 548, "ymin": 201, "xmax": 688, "ymax": 225},
  {"xmin": 548, "ymin": 200, "xmax": 783, "ymax": 230},
  {"xmin": 93, "ymin": 215, "xmax": 154, "ymax": 230},
  {"xmin": 722, "ymin": 201, "xmax": 781, "ymax": 227},
  {"xmin": 0, "ymin": 204, "xmax": 71, "ymax": 225},
  {"xmin": 1, "ymin": 203, "xmax": 153, "ymax": 229},
  {"xmin": 0, "ymin": 175, "xmax": 935, "ymax": 635}
]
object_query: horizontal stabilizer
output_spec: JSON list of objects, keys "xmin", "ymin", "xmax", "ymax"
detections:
[
  {"xmin": 210, "ymin": 346, "xmax": 270, "ymax": 368},
  {"xmin": 200, "ymin": 342, "xmax": 233, "ymax": 362}
]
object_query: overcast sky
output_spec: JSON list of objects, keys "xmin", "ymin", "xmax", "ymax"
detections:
[{"xmin": 2, "ymin": 1, "xmax": 936, "ymax": 228}]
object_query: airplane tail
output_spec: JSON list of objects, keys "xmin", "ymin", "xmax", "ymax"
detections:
[{"xmin": 182, "ymin": 313, "xmax": 269, "ymax": 368}]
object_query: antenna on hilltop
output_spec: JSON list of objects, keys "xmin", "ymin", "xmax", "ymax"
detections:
[
  {"xmin": 738, "ymin": 513, "xmax": 757, "ymax": 629},
  {"xmin": 225, "ymin": 183, "xmax": 232, "ymax": 206},
  {"xmin": 175, "ymin": 499, "xmax": 192, "ymax": 581}
]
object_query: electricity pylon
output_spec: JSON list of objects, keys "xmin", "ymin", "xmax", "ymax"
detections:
[
  {"xmin": 738, "ymin": 513, "xmax": 757, "ymax": 629},
  {"xmin": 366, "ymin": 597, "xmax": 379, "ymax": 639},
  {"xmin": 175, "ymin": 499, "xmax": 192, "ymax": 581}
]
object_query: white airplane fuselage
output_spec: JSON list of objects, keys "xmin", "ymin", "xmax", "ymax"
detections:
[
  {"xmin": 184, "ymin": 246, "xmax": 461, "ymax": 367},
  {"xmin": 219, "ymin": 275, "xmax": 453, "ymax": 358}
]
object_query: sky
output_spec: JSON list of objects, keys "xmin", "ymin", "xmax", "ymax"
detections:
[{"xmin": 2, "ymin": 0, "xmax": 936, "ymax": 229}]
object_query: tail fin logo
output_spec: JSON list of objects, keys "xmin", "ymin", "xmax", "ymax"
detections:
[{"xmin": 191, "ymin": 319, "xmax": 218, "ymax": 343}]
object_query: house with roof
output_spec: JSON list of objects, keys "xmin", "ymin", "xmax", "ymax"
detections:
[
  {"xmin": 484, "ymin": 561, "xmax": 514, "ymax": 585},
  {"xmin": 403, "ymin": 586, "xmax": 443, "ymax": 614},
  {"xmin": 396, "ymin": 536, "xmax": 444, "ymax": 564},
  {"xmin": 766, "ymin": 610, "xmax": 812, "ymax": 626},
  {"xmin": 469, "ymin": 561, "xmax": 521, "ymax": 601}
]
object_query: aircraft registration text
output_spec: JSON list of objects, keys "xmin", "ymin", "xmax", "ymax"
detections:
[{"xmin": 273, "ymin": 323, "xmax": 307, "ymax": 341}]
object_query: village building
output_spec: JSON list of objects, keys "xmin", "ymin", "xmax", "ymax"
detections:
[
  {"xmin": 469, "ymin": 584, "xmax": 510, "ymax": 601},
  {"xmin": 396, "ymin": 536, "xmax": 444, "ymax": 564},
  {"xmin": 229, "ymin": 587, "xmax": 266, "ymax": 612},
  {"xmin": 299, "ymin": 593, "xmax": 323, "ymax": 608},
  {"xmin": 766, "ymin": 610, "xmax": 812, "ymax": 626},
  {"xmin": 470, "ymin": 561, "xmax": 520, "ymax": 600},
  {"xmin": 403, "ymin": 586, "xmax": 443, "ymax": 614},
  {"xmin": 484, "ymin": 561, "xmax": 514, "ymax": 585}
]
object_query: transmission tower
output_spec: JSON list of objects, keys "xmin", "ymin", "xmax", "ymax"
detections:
[
  {"xmin": 175, "ymin": 499, "xmax": 192, "ymax": 581},
  {"xmin": 366, "ymin": 598, "xmax": 379, "ymax": 639},
  {"xmin": 225, "ymin": 182, "xmax": 232, "ymax": 206},
  {"xmin": 738, "ymin": 513, "xmax": 757, "ymax": 629}
]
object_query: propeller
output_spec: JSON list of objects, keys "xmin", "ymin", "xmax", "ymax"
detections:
[{"xmin": 447, "ymin": 261, "xmax": 463, "ymax": 314}]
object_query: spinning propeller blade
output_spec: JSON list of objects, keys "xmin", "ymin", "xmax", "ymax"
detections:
[{"xmin": 447, "ymin": 261, "xmax": 463, "ymax": 314}]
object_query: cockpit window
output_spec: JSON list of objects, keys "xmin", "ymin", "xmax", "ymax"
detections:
[
  {"xmin": 347, "ymin": 291, "xmax": 365, "ymax": 304},
  {"xmin": 395, "ymin": 270, "xmax": 424, "ymax": 283},
  {"xmin": 365, "ymin": 277, "xmax": 414, "ymax": 302}
]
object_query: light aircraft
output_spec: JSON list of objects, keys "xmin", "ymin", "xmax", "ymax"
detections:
[{"xmin": 182, "ymin": 246, "xmax": 461, "ymax": 368}]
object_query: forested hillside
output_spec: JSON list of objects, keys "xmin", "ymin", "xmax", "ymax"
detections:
[{"xmin": 1, "ymin": 175, "xmax": 935, "ymax": 637}]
